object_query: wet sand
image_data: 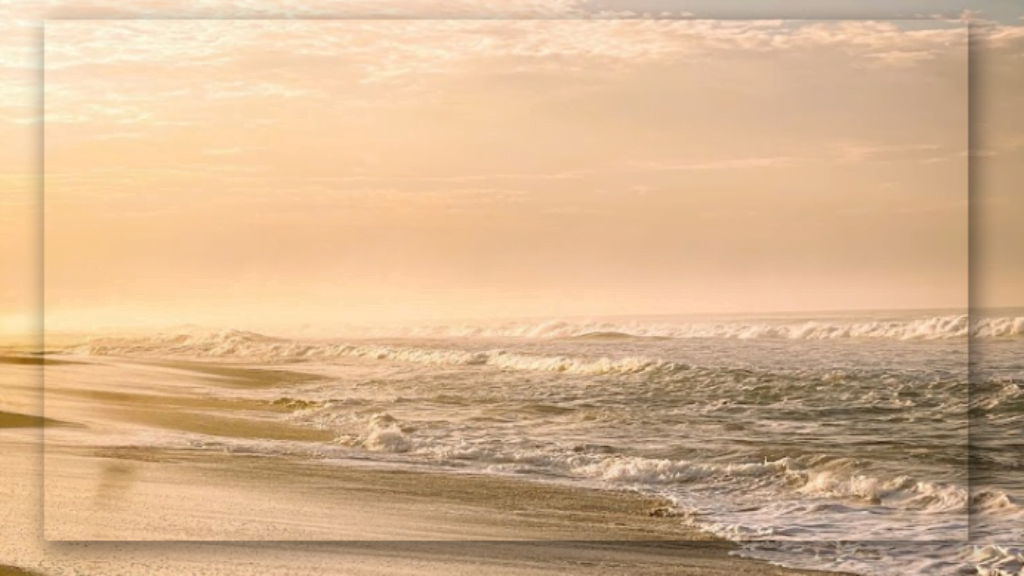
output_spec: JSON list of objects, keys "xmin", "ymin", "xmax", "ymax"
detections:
[
  {"xmin": 45, "ymin": 443, "xmax": 701, "ymax": 541},
  {"xmin": 0, "ymin": 355, "xmax": 86, "ymax": 367},
  {"xmin": 0, "ymin": 411, "xmax": 54, "ymax": 429},
  {"xmin": 0, "ymin": 566, "xmax": 45, "ymax": 576}
]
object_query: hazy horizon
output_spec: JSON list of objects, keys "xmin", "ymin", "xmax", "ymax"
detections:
[{"xmin": 16, "ymin": 305, "xmax": 996, "ymax": 341}]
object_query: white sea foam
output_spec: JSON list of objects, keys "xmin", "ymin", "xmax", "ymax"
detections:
[
  {"xmin": 64, "ymin": 315, "xmax": 1022, "ymax": 352},
  {"xmin": 303, "ymin": 314, "xmax": 1019, "ymax": 341},
  {"xmin": 797, "ymin": 468, "xmax": 968, "ymax": 513},
  {"xmin": 356, "ymin": 413, "xmax": 413, "ymax": 453},
  {"xmin": 69, "ymin": 331, "xmax": 692, "ymax": 376},
  {"xmin": 571, "ymin": 455, "xmax": 792, "ymax": 485},
  {"xmin": 967, "ymin": 545, "xmax": 1024, "ymax": 576},
  {"xmin": 299, "ymin": 407, "xmax": 970, "ymax": 524},
  {"xmin": 972, "ymin": 489, "xmax": 1024, "ymax": 518}
]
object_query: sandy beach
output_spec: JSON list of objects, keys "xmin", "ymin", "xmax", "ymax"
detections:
[{"xmin": 0, "ymin": 353, "xmax": 851, "ymax": 575}]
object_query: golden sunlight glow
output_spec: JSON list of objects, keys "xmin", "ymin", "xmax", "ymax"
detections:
[{"xmin": 5, "ymin": 12, "xmax": 1022, "ymax": 336}]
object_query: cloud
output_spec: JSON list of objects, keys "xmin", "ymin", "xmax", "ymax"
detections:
[
  {"xmin": 831, "ymin": 143, "xmax": 945, "ymax": 164},
  {"xmin": 203, "ymin": 82, "xmax": 322, "ymax": 100},
  {"xmin": 305, "ymin": 170, "xmax": 594, "ymax": 183},
  {"xmin": 629, "ymin": 156, "xmax": 799, "ymax": 171},
  {"xmin": 6, "ymin": 0, "xmax": 591, "ymax": 20},
  {"xmin": 93, "ymin": 131, "xmax": 145, "ymax": 141},
  {"xmin": 42, "ymin": 19, "xmax": 968, "ymax": 79},
  {"xmin": 968, "ymin": 15, "xmax": 1024, "ymax": 46},
  {"xmin": 43, "ymin": 101, "xmax": 152, "ymax": 124},
  {"xmin": 630, "ymin": 144, "xmax": 966, "ymax": 170},
  {"xmin": 32, "ymin": 21, "xmax": 965, "ymax": 154},
  {"xmin": 864, "ymin": 49, "xmax": 938, "ymax": 67},
  {"xmin": 201, "ymin": 147, "xmax": 245, "ymax": 156},
  {"xmin": 992, "ymin": 133, "xmax": 1024, "ymax": 151}
]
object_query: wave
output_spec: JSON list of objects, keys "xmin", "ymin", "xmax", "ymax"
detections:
[
  {"xmin": 273, "ymin": 402, "xmax": 972, "ymax": 523},
  {"xmin": 64, "ymin": 315, "xmax": 1023, "ymax": 360},
  {"xmin": 68, "ymin": 329, "xmax": 693, "ymax": 377},
  {"xmin": 796, "ymin": 465, "xmax": 968, "ymax": 513},
  {"xmin": 313, "ymin": 315, "xmax": 1020, "ymax": 341},
  {"xmin": 566, "ymin": 331, "xmax": 650, "ymax": 341},
  {"xmin": 580, "ymin": 456, "xmax": 967, "ymax": 514},
  {"xmin": 59, "ymin": 317, "xmax": 1024, "ymax": 354},
  {"xmin": 973, "ymin": 316, "xmax": 1024, "ymax": 338},
  {"xmin": 344, "ymin": 412, "xmax": 414, "ymax": 453},
  {"xmin": 965, "ymin": 545, "xmax": 1024, "ymax": 576},
  {"xmin": 317, "ymin": 409, "xmax": 970, "ymax": 517},
  {"xmin": 971, "ymin": 489, "xmax": 1024, "ymax": 518},
  {"xmin": 64, "ymin": 329, "xmax": 977, "ymax": 387}
]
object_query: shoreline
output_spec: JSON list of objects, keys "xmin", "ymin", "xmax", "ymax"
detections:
[
  {"xmin": 0, "ymin": 411, "xmax": 53, "ymax": 429},
  {"xmin": 1, "ymin": 431, "xmax": 857, "ymax": 575},
  {"xmin": 4, "ymin": 353, "xmax": 859, "ymax": 574},
  {"xmin": 41, "ymin": 441, "xmax": 741, "ymax": 542}
]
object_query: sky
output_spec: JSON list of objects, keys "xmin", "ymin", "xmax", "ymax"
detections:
[{"xmin": 0, "ymin": 1, "xmax": 1022, "ymax": 334}]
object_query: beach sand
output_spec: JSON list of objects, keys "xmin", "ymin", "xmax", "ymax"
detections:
[
  {"xmin": 0, "ymin": 566, "xmax": 45, "ymax": 576},
  {"xmin": 0, "ymin": 411, "xmax": 54, "ymax": 429},
  {"xmin": 1, "ymin": 354, "xmax": 851, "ymax": 575}
]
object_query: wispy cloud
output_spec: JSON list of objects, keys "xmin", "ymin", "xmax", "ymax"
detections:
[
  {"xmin": 201, "ymin": 147, "xmax": 245, "ymax": 156},
  {"xmin": 832, "ymin": 142, "xmax": 945, "ymax": 164},
  {"xmin": 629, "ymin": 156, "xmax": 800, "ymax": 171},
  {"xmin": 43, "ymin": 19, "xmax": 968, "ymax": 78},
  {"xmin": 305, "ymin": 170, "xmax": 595, "ymax": 183}
]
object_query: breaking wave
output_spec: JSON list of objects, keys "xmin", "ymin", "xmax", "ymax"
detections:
[
  {"xmin": 315, "ymin": 314, "xmax": 1018, "ymax": 340},
  {"xmin": 68, "ymin": 329, "xmax": 692, "ymax": 376},
  {"xmin": 316, "ymin": 409, "xmax": 971, "ymax": 522},
  {"xmin": 63, "ymin": 314, "xmax": 1020, "ymax": 362},
  {"xmin": 303, "ymin": 406, "xmax": 971, "ymax": 519}
]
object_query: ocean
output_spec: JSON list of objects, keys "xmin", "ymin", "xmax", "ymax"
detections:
[{"xmin": 52, "ymin": 308, "xmax": 1023, "ymax": 576}]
